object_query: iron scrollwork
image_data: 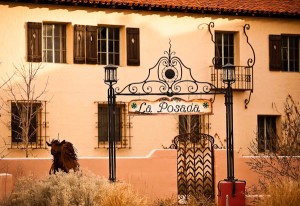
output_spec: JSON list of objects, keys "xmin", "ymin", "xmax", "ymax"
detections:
[
  {"xmin": 115, "ymin": 41, "xmax": 219, "ymax": 97},
  {"xmin": 207, "ymin": 21, "xmax": 256, "ymax": 109},
  {"xmin": 243, "ymin": 24, "xmax": 256, "ymax": 109}
]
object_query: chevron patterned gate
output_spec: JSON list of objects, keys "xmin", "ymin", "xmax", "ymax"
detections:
[{"xmin": 169, "ymin": 133, "xmax": 216, "ymax": 201}]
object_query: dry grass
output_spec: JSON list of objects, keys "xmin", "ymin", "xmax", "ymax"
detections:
[
  {"xmin": 99, "ymin": 181, "xmax": 147, "ymax": 206},
  {"xmin": 1, "ymin": 171, "xmax": 147, "ymax": 206},
  {"xmin": 1, "ymin": 170, "xmax": 217, "ymax": 206},
  {"xmin": 260, "ymin": 179, "xmax": 300, "ymax": 206}
]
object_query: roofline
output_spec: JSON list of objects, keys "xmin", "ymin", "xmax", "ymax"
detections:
[{"xmin": 1, "ymin": 0, "xmax": 300, "ymax": 19}]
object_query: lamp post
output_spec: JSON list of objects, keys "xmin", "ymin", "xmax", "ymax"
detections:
[
  {"xmin": 218, "ymin": 63, "xmax": 246, "ymax": 206},
  {"xmin": 104, "ymin": 64, "xmax": 118, "ymax": 182},
  {"xmin": 222, "ymin": 63, "xmax": 236, "ymax": 181}
]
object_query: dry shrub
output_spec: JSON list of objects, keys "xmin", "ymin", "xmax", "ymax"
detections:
[
  {"xmin": 151, "ymin": 193, "xmax": 215, "ymax": 206},
  {"xmin": 1, "ymin": 171, "xmax": 147, "ymax": 206},
  {"xmin": 1, "ymin": 170, "xmax": 217, "ymax": 206},
  {"xmin": 150, "ymin": 195, "xmax": 178, "ymax": 206},
  {"xmin": 99, "ymin": 181, "xmax": 147, "ymax": 206},
  {"xmin": 261, "ymin": 179, "xmax": 300, "ymax": 206},
  {"xmin": 188, "ymin": 193, "xmax": 216, "ymax": 206}
]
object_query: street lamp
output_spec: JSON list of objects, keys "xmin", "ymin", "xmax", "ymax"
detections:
[
  {"xmin": 222, "ymin": 63, "xmax": 235, "ymax": 181},
  {"xmin": 104, "ymin": 64, "xmax": 118, "ymax": 182},
  {"xmin": 222, "ymin": 63, "xmax": 236, "ymax": 83},
  {"xmin": 104, "ymin": 64, "xmax": 118, "ymax": 83},
  {"xmin": 218, "ymin": 63, "xmax": 247, "ymax": 205}
]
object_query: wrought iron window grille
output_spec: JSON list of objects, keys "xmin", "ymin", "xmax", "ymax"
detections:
[
  {"xmin": 8, "ymin": 100, "xmax": 49, "ymax": 149},
  {"xmin": 95, "ymin": 101, "xmax": 132, "ymax": 149}
]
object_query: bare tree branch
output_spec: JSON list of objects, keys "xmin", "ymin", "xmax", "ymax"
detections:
[{"xmin": 1, "ymin": 61, "xmax": 48, "ymax": 157}]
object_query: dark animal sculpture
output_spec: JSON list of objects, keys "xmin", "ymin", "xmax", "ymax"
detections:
[{"xmin": 46, "ymin": 139, "xmax": 80, "ymax": 174}]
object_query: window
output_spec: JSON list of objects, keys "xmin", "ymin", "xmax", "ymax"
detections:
[
  {"xmin": 97, "ymin": 102, "xmax": 132, "ymax": 148},
  {"xmin": 179, "ymin": 115, "xmax": 200, "ymax": 135},
  {"xmin": 98, "ymin": 27, "xmax": 120, "ymax": 65},
  {"xmin": 27, "ymin": 22, "xmax": 66, "ymax": 63},
  {"xmin": 74, "ymin": 25, "xmax": 140, "ymax": 66},
  {"xmin": 269, "ymin": 35, "xmax": 300, "ymax": 72},
  {"xmin": 179, "ymin": 115, "xmax": 210, "ymax": 135},
  {"xmin": 257, "ymin": 115, "xmax": 278, "ymax": 153},
  {"xmin": 42, "ymin": 24, "xmax": 66, "ymax": 63},
  {"xmin": 11, "ymin": 101, "xmax": 42, "ymax": 144},
  {"xmin": 98, "ymin": 103, "xmax": 122, "ymax": 142},
  {"xmin": 215, "ymin": 32, "xmax": 234, "ymax": 67}
]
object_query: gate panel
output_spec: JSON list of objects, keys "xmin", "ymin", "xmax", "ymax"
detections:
[{"xmin": 169, "ymin": 133, "xmax": 216, "ymax": 200}]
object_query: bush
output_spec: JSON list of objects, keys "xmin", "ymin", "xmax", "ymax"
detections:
[
  {"xmin": 1, "ymin": 171, "xmax": 147, "ymax": 206},
  {"xmin": 260, "ymin": 180, "xmax": 300, "ymax": 206},
  {"xmin": 1, "ymin": 171, "xmax": 217, "ymax": 206}
]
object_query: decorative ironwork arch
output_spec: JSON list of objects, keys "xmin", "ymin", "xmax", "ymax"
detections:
[
  {"xmin": 115, "ymin": 40, "xmax": 224, "ymax": 98},
  {"xmin": 105, "ymin": 24, "xmax": 255, "ymax": 188}
]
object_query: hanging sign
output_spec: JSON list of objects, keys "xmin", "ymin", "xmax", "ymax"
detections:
[{"xmin": 128, "ymin": 98, "xmax": 212, "ymax": 115}]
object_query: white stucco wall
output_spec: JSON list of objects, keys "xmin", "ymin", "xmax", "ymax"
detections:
[{"xmin": 0, "ymin": 2, "xmax": 299, "ymax": 158}]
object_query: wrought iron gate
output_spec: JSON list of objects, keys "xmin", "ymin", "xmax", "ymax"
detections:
[{"xmin": 169, "ymin": 133, "xmax": 217, "ymax": 200}]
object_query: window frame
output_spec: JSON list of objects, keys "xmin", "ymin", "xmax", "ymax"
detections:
[
  {"xmin": 269, "ymin": 34, "xmax": 300, "ymax": 72},
  {"xmin": 257, "ymin": 115, "xmax": 279, "ymax": 153},
  {"xmin": 42, "ymin": 23, "xmax": 67, "ymax": 63},
  {"xmin": 11, "ymin": 101, "xmax": 42, "ymax": 144},
  {"xmin": 97, "ymin": 26, "xmax": 120, "ymax": 65},
  {"xmin": 215, "ymin": 31, "xmax": 235, "ymax": 67},
  {"xmin": 178, "ymin": 115, "xmax": 210, "ymax": 135},
  {"xmin": 97, "ymin": 102, "xmax": 132, "ymax": 149},
  {"xmin": 97, "ymin": 103, "xmax": 126, "ymax": 143},
  {"xmin": 98, "ymin": 103, "xmax": 123, "ymax": 142},
  {"xmin": 179, "ymin": 115, "xmax": 200, "ymax": 135},
  {"xmin": 74, "ymin": 25, "xmax": 140, "ymax": 66},
  {"xmin": 281, "ymin": 35, "xmax": 299, "ymax": 72},
  {"xmin": 10, "ymin": 100, "xmax": 48, "ymax": 149}
]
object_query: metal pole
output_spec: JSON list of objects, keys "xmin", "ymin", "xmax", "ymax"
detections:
[
  {"xmin": 108, "ymin": 83, "xmax": 117, "ymax": 182},
  {"xmin": 225, "ymin": 82, "xmax": 234, "ymax": 181}
]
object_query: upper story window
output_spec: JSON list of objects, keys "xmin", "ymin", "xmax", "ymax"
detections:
[
  {"xmin": 215, "ymin": 32, "xmax": 234, "ymax": 67},
  {"xmin": 74, "ymin": 25, "xmax": 140, "ymax": 66},
  {"xmin": 42, "ymin": 24, "xmax": 66, "ymax": 63},
  {"xmin": 27, "ymin": 22, "xmax": 67, "ymax": 63},
  {"xmin": 98, "ymin": 27, "xmax": 119, "ymax": 65},
  {"xmin": 27, "ymin": 22, "xmax": 140, "ymax": 66},
  {"xmin": 269, "ymin": 35, "xmax": 300, "ymax": 72}
]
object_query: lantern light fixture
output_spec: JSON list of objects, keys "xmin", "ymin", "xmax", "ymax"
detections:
[
  {"xmin": 222, "ymin": 63, "xmax": 236, "ymax": 83},
  {"xmin": 104, "ymin": 64, "xmax": 118, "ymax": 84}
]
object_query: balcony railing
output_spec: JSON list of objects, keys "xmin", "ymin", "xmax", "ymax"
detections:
[{"xmin": 210, "ymin": 65, "xmax": 253, "ymax": 91}]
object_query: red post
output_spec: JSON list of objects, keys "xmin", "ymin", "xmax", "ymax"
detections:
[{"xmin": 218, "ymin": 180, "xmax": 246, "ymax": 206}]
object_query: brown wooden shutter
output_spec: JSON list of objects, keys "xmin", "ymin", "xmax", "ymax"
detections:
[
  {"xmin": 86, "ymin": 26, "xmax": 98, "ymax": 64},
  {"xmin": 74, "ymin": 25, "xmax": 86, "ymax": 64},
  {"xmin": 126, "ymin": 28, "xmax": 140, "ymax": 66},
  {"xmin": 269, "ymin": 35, "xmax": 282, "ymax": 71},
  {"xmin": 27, "ymin": 22, "xmax": 42, "ymax": 62}
]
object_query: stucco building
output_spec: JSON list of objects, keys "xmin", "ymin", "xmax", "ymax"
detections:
[{"xmin": 0, "ymin": 0, "xmax": 299, "ymax": 202}]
